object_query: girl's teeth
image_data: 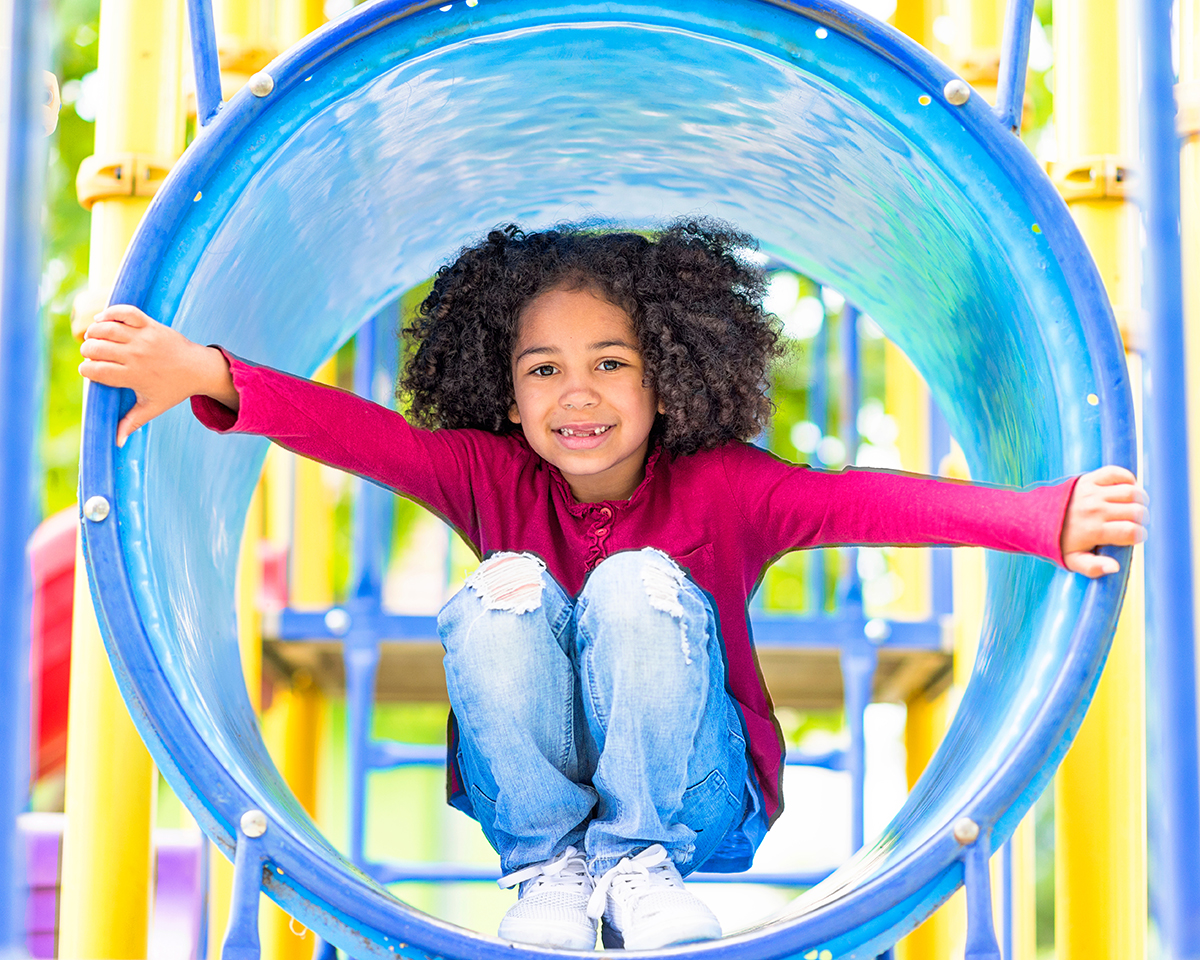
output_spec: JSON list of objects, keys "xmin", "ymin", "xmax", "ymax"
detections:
[{"xmin": 560, "ymin": 426, "xmax": 609, "ymax": 436}]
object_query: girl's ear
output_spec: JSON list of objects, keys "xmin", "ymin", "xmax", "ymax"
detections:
[
  {"xmin": 657, "ymin": 397, "xmax": 666, "ymax": 415},
  {"xmin": 508, "ymin": 402, "xmax": 521, "ymax": 425}
]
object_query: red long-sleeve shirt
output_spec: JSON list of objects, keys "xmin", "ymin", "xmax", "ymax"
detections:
[{"xmin": 192, "ymin": 354, "xmax": 1076, "ymax": 825}]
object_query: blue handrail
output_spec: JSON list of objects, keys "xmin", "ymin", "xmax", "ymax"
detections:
[
  {"xmin": 1139, "ymin": 0, "xmax": 1200, "ymax": 952},
  {"xmin": 185, "ymin": 0, "xmax": 222, "ymax": 125},
  {"xmin": 0, "ymin": 0, "xmax": 43, "ymax": 948},
  {"xmin": 994, "ymin": 0, "xmax": 1035, "ymax": 132}
]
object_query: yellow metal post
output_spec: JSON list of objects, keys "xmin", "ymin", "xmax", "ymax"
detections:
[
  {"xmin": 892, "ymin": 0, "xmax": 950, "ymax": 62},
  {"xmin": 276, "ymin": 0, "xmax": 325, "ymax": 50},
  {"xmin": 946, "ymin": 0, "xmax": 1005, "ymax": 102},
  {"xmin": 58, "ymin": 0, "xmax": 185, "ymax": 953},
  {"xmin": 895, "ymin": 691, "xmax": 954, "ymax": 960},
  {"xmin": 1009, "ymin": 816, "xmax": 1037, "ymax": 960},
  {"xmin": 213, "ymin": 0, "xmax": 277, "ymax": 100},
  {"xmin": 260, "ymin": 673, "xmax": 324, "ymax": 960},
  {"xmin": 1052, "ymin": 1, "xmax": 1146, "ymax": 959},
  {"xmin": 59, "ymin": 543, "xmax": 158, "ymax": 958}
]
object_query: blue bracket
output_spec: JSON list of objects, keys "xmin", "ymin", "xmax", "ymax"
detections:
[
  {"xmin": 221, "ymin": 811, "xmax": 270, "ymax": 960},
  {"xmin": 958, "ymin": 818, "xmax": 1002, "ymax": 960},
  {"xmin": 994, "ymin": 0, "xmax": 1035, "ymax": 132},
  {"xmin": 185, "ymin": 0, "xmax": 223, "ymax": 125}
]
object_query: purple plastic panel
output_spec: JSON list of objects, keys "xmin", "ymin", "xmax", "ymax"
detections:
[
  {"xmin": 20, "ymin": 815, "xmax": 60, "ymax": 889},
  {"xmin": 18, "ymin": 816, "xmax": 207, "ymax": 960},
  {"xmin": 19, "ymin": 814, "xmax": 62, "ymax": 958},
  {"xmin": 149, "ymin": 829, "xmax": 205, "ymax": 960}
]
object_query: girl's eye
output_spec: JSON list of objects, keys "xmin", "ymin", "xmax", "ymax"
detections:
[
  {"xmin": 532, "ymin": 364, "xmax": 557, "ymax": 377},
  {"xmin": 598, "ymin": 359, "xmax": 623, "ymax": 371}
]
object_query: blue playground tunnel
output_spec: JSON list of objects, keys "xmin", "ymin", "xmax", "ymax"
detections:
[{"xmin": 76, "ymin": 1, "xmax": 1134, "ymax": 957}]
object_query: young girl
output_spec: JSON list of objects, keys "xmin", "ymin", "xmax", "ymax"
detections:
[{"xmin": 80, "ymin": 220, "xmax": 1145, "ymax": 952}]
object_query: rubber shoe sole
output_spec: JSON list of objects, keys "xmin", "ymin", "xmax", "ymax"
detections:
[
  {"xmin": 500, "ymin": 914, "xmax": 597, "ymax": 951},
  {"xmin": 600, "ymin": 914, "xmax": 722, "ymax": 950}
]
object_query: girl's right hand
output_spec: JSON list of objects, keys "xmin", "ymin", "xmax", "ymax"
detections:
[{"xmin": 79, "ymin": 304, "xmax": 240, "ymax": 447}]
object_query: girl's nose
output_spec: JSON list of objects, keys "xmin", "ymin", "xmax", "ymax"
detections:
[{"xmin": 560, "ymin": 375, "xmax": 600, "ymax": 409}]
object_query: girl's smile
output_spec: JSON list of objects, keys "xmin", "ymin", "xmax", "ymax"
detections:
[{"xmin": 509, "ymin": 286, "xmax": 662, "ymax": 502}]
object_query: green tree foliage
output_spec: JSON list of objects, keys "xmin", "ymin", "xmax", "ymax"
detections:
[{"xmin": 41, "ymin": 0, "xmax": 100, "ymax": 517}]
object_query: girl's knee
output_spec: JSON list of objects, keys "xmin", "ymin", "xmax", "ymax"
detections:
[
  {"xmin": 581, "ymin": 549, "xmax": 711, "ymax": 664},
  {"xmin": 439, "ymin": 552, "xmax": 564, "ymax": 655},
  {"xmin": 466, "ymin": 552, "xmax": 548, "ymax": 613},
  {"xmin": 585, "ymin": 548, "xmax": 698, "ymax": 616},
  {"xmin": 586, "ymin": 547, "xmax": 681, "ymax": 593}
]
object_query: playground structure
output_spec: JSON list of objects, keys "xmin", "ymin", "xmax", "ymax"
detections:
[{"xmin": 0, "ymin": 0, "xmax": 1194, "ymax": 958}]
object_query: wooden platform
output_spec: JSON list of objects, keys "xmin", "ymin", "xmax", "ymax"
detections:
[{"xmin": 263, "ymin": 639, "xmax": 953, "ymax": 709}]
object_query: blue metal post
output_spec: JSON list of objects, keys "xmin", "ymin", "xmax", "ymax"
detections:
[
  {"xmin": 221, "ymin": 823, "xmax": 268, "ymax": 960},
  {"xmin": 186, "ymin": 0, "xmax": 223, "ymax": 125},
  {"xmin": 0, "ymin": 0, "xmax": 45, "ymax": 948},
  {"xmin": 346, "ymin": 318, "xmax": 380, "ymax": 867},
  {"xmin": 839, "ymin": 638, "xmax": 874, "ymax": 854},
  {"xmin": 344, "ymin": 632, "xmax": 380, "ymax": 867},
  {"xmin": 835, "ymin": 303, "xmax": 875, "ymax": 857},
  {"xmin": 350, "ymin": 317, "xmax": 397, "ymax": 605},
  {"xmin": 962, "ymin": 831, "xmax": 1002, "ymax": 960},
  {"xmin": 345, "ymin": 314, "xmax": 399, "ymax": 868},
  {"xmin": 1140, "ymin": 0, "xmax": 1200, "ymax": 954},
  {"xmin": 994, "ymin": 0, "xmax": 1035, "ymax": 132}
]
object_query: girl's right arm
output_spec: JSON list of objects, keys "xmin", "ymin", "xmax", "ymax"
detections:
[
  {"xmin": 79, "ymin": 304, "xmax": 240, "ymax": 447},
  {"xmin": 79, "ymin": 304, "xmax": 503, "ymax": 541}
]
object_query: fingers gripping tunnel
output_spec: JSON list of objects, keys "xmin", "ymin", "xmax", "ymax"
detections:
[{"xmin": 78, "ymin": 0, "xmax": 1135, "ymax": 957}]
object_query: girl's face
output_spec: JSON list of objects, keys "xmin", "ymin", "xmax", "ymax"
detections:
[{"xmin": 509, "ymin": 286, "xmax": 662, "ymax": 503}]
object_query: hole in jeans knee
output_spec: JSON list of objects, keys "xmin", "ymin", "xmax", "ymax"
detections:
[
  {"xmin": 639, "ymin": 551, "xmax": 693, "ymax": 664},
  {"xmin": 466, "ymin": 552, "xmax": 546, "ymax": 614}
]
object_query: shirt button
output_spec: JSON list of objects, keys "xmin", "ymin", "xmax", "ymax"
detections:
[
  {"xmin": 595, "ymin": 527, "xmax": 609, "ymax": 536},
  {"xmin": 600, "ymin": 507, "xmax": 613, "ymax": 518}
]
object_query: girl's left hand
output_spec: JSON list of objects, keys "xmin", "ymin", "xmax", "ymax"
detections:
[{"xmin": 1060, "ymin": 466, "xmax": 1148, "ymax": 577}]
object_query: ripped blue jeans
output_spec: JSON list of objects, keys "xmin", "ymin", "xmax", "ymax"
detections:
[{"xmin": 439, "ymin": 548, "xmax": 752, "ymax": 876}]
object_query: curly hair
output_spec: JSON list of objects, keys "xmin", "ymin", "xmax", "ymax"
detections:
[{"xmin": 399, "ymin": 218, "xmax": 783, "ymax": 456}]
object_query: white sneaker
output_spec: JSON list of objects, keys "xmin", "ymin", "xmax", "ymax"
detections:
[
  {"xmin": 586, "ymin": 844, "xmax": 722, "ymax": 950},
  {"xmin": 498, "ymin": 846, "xmax": 597, "ymax": 950}
]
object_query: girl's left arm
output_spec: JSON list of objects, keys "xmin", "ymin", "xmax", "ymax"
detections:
[{"xmin": 723, "ymin": 444, "xmax": 1146, "ymax": 577}]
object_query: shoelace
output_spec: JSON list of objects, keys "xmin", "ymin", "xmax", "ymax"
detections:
[
  {"xmin": 498, "ymin": 846, "xmax": 591, "ymax": 893},
  {"xmin": 585, "ymin": 843, "xmax": 672, "ymax": 920}
]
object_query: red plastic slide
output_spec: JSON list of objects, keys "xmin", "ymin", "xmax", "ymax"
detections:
[{"xmin": 28, "ymin": 508, "xmax": 75, "ymax": 781}]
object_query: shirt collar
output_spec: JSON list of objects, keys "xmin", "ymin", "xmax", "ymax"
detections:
[{"xmin": 547, "ymin": 444, "xmax": 664, "ymax": 517}]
